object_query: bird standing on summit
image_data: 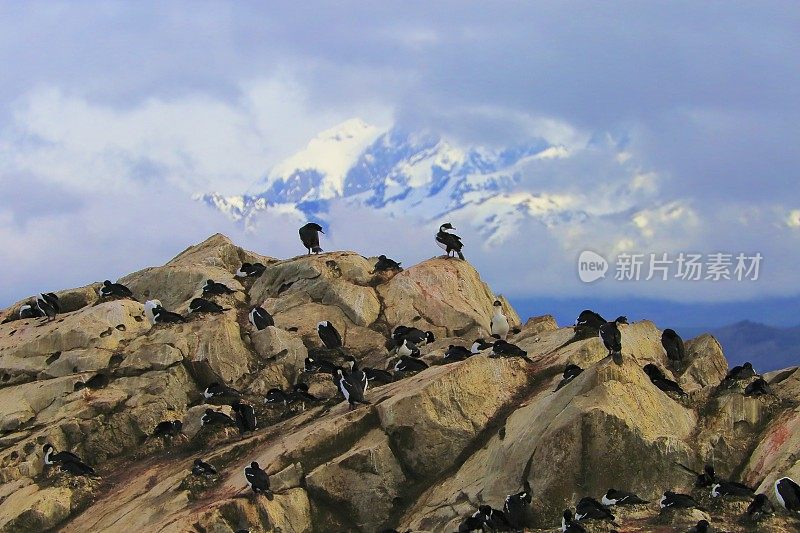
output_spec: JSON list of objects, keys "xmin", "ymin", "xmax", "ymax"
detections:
[
  {"xmin": 599, "ymin": 316, "xmax": 627, "ymax": 365},
  {"xmin": 490, "ymin": 299, "xmax": 510, "ymax": 340},
  {"xmin": 661, "ymin": 328, "xmax": 686, "ymax": 371},
  {"xmin": 36, "ymin": 292, "xmax": 60, "ymax": 321},
  {"xmin": 317, "ymin": 321, "xmax": 343, "ymax": 350},
  {"xmin": 299, "ymin": 222, "xmax": 324, "ymax": 254},
  {"xmin": 435, "ymin": 222, "xmax": 465, "ymax": 259}
]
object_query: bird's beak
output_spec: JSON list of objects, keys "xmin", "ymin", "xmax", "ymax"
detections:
[{"xmin": 320, "ymin": 230, "xmax": 325, "ymax": 234}]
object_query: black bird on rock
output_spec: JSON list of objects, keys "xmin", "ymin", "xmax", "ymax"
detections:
[
  {"xmin": 189, "ymin": 297, "xmax": 228, "ymax": 314},
  {"xmin": 396, "ymin": 338, "xmax": 421, "ymax": 358},
  {"xmin": 435, "ymin": 222, "xmax": 465, "ymax": 259},
  {"xmin": 333, "ymin": 368, "xmax": 369, "ymax": 410},
  {"xmin": 561, "ymin": 510, "xmax": 587, "ymax": 532},
  {"xmin": 687, "ymin": 520, "xmax": 710, "ymax": 533},
  {"xmin": 236, "ymin": 262, "xmax": 266, "ymax": 278},
  {"xmin": 599, "ymin": 316, "xmax": 627, "ymax": 365},
  {"xmin": 394, "ymin": 355, "xmax": 429, "ymax": 373},
  {"xmin": 265, "ymin": 388, "xmax": 292, "ymax": 406},
  {"xmin": 661, "ymin": 328, "xmax": 686, "ymax": 371},
  {"xmin": 775, "ymin": 476, "xmax": 800, "ymax": 512},
  {"xmin": 474, "ymin": 505, "xmax": 511, "ymax": 530},
  {"xmin": 299, "ymin": 222, "xmax": 324, "ymax": 254},
  {"xmin": 745, "ymin": 377, "xmax": 772, "ymax": 397},
  {"xmin": 36, "ymin": 292, "xmax": 60, "ymax": 321},
  {"xmin": 660, "ymin": 490, "xmax": 705, "ymax": 511},
  {"xmin": 711, "ymin": 479, "xmax": 755, "ymax": 499},
  {"xmin": 201, "ymin": 408, "xmax": 237, "ymax": 428},
  {"xmin": 244, "ymin": 461, "xmax": 273, "ymax": 499},
  {"xmin": 151, "ymin": 420, "xmax": 183, "ymax": 439},
  {"xmin": 555, "ymin": 364, "xmax": 583, "ymax": 391},
  {"xmin": 203, "ymin": 382, "xmax": 240, "ymax": 400},
  {"xmin": 202, "ymin": 279, "xmax": 235, "ymax": 296},
  {"xmin": 19, "ymin": 302, "xmax": 43, "ymax": 319},
  {"xmin": 490, "ymin": 339, "xmax": 532, "ymax": 362},
  {"xmin": 303, "ymin": 356, "xmax": 339, "ymax": 374},
  {"xmin": 371, "ymin": 255, "xmax": 402, "ymax": 273},
  {"xmin": 99, "ymin": 280, "xmax": 134, "ymax": 299},
  {"xmin": 643, "ymin": 364, "xmax": 687, "ymax": 397},
  {"xmin": 443, "ymin": 344, "xmax": 473, "ymax": 362},
  {"xmin": 317, "ymin": 321, "xmax": 343, "ymax": 349},
  {"xmin": 722, "ymin": 362, "xmax": 756, "ymax": 386},
  {"xmin": 392, "ymin": 326, "xmax": 435, "ymax": 346},
  {"xmin": 249, "ymin": 306, "xmax": 274, "ymax": 330},
  {"xmin": 152, "ymin": 303, "xmax": 186, "ymax": 324},
  {"xmin": 574, "ymin": 309, "xmax": 606, "ymax": 339},
  {"xmin": 43, "ymin": 443, "xmax": 96, "ymax": 477},
  {"xmin": 457, "ymin": 515, "xmax": 487, "ymax": 533},
  {"xmin": 575, "ymin": 497, "xmax": 615, "ymax": 521},
  {"xmin": 601, "ymin": 488, "xmax": 649, "ymax": 506},
  {"xmin": 231, "ymin": 400, "xmax": 257, "ymax": 433},
  {"xmin": 676, "ymin": 464, "xmax": 717, "ymax": 488},
  {"xmin": 471, "ymin": 338, "xmax": 493, "ymax": 353},
  {"xmin": 746, "ymin": 493, "xmax": 774, "ymax": 520},
  {"xmin": 504, "ymin": 480, "xmax": 532, "ymax": 529},
  {"xmin": 192, "ymin": 458, "xmax": 217, "ymax": 476}
]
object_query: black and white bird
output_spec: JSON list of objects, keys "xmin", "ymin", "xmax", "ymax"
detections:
[
  {"xmin": 744, "ymin": 377, "xmax": 772, "ymax": 397},
  {"xmin": 236, "ymin": 262, "xmax": 266, "ymax": 278},
  {"xmin": 474, "ymin": 505, "xmax": 511, "ymax": 530},
  {"xmin": 189, "ymin": 298, "xmax": 228, "ymax": 314},
  {"xmin": 345, "ymin": 357, "xmax": 393, "ymax": 387},
  {"xmin": 392, "ymin": 326, "xmax": 435, "ymax": 347},
  {"xmin": 317, "ymin": 321, "xmax": 343, "ymax": 350},
  {"xmin": 192, "ymin": 458, "xmax": 217, "ymax": 476},
  {"xmin": 687, "ymin": 520, "xmax": 710, "ymax": 533},
  {"xmin": 203, "ymin": 382, "xmax": 240, "ymax": 399},
  {"xmin": 435, "ymin": 222, "xmax": 465, "ymax": 259},
  {"xmin": 19, "ymin": 302, "xmax": 43, "ymax": 319},
  {"xmin": 661, "ymin": 328, "xmax": 686, "ymax": 371},
  {"xmin": 599, "ymin": 316, "xmax": 627, "ymax": 365},
  {"xmin": 561, "ymin": 510, "xmax": 587, "ymax": 532},
  {"xmin": 303, "ymin": 356, "xmax": 339, "ymax": 374},
  {"xmin": 244, "ymin": 461, "xmax": 273, "ymax": 499},
  {"xmin": 333, "ymin": 368, "xmax": 369, "ymax": 410},
  {"xmin": 299, "ymin": 222, "xmax": 324, "ymax": 254},
  {"xmin": 145, "ymin": 300, "xmax": 186, "ymax": 324},
  {"xmin": 722, "ymin": 362, "xmax": 756, "ymax": 386},
  {"xmin": 471, "ymin": 338, "xmax": 493, "ymax": 353},
  {"xmin": 643, "ymin": 364, "xmax": 687, "ymax": 397},
  {"xmin": 679, "ymin": 464, "xmax": 716, "ymax": 488},
  {"xmin": 490, "ymin": 339, "xmax": 532, "ymax": 362},
  {"xmin": 202, "ymin": 279, "xmax": 235, "ymax": 296},
  {"xmin": 490, "ymin": 300, "xmax": 510, "ymax": 340},
  {"xmin": 144, "ymin": 299, "xmax": 162, "ymax": 325},
  {"xmin": 575, "ymin": 497, "xmax": 615, "ymax": 521},
  {"xmin": 746, "ymin": 493, "xmax": 774, "ymax": 519},
  {"xmin": 151, "ymin": 420, "xmax": 183, "ymax": 439},
  {"xmin": 99, "ymin": 280, "xmax": 134, "ymax": 299},
  {"xmin": 443, "ymin": 344, "xmax": 473, "ymax": 362},
  {"xmin": 231, "ymin": 400, "xmax": 257, "ymax": 433},
  {"xmin": 265, "ymin": 388, "xmax": 291, "ymax": 406},
  {"xmin": 36, "ymin": 292, "xmax": 60, "ymax": 321},
  {"xmin": 775, "ymin": 476, "xmax": 800, "ymax": 512},
  {"xmin": 396, "ymin": 338, "xmax": 421, "ymax": 358},
  {"xmin": 555, "ymin": 364, "xmax": 584, "ymax": 391},
  {"xmin": 371, "ymin": 255, "xmax": 402, "ymax": 273},
  {"xmin": 660, "ymin": 491, "xmax": 704, "ymax": 510},
  {"xmin": 290, "ymin": 383, "xmax": 321, "ymax": 407},
  {"xmin": 601, "ymin": 488, "xmax": 649, "ymax": 506},
  {"xmin": 249, "ymin": 306, "xmax": 274, "ymax": 330},
  {"xmin": 74, "ymin": 372, "xmax": 110, "ymax": 391},
  {"xmin": 394, "ymin": 355, "xmax": 429, "ymax": 373},
  {"xmin": 457, "ymin": 515, "xmax": 487, "ymax": 532},
  {"xmin": 711, "ymin": 479, "xmax": 755, "ymax": 499},
  {"xmin": 43, "ymin": 443, "xmax": 96, "ymax": 476},
  {"xmin": 201, "ymin": 408, "xmax": 237, "ymax": 427},
  {"xmin": 574, "ymin": 310, "xmax": 606, "ymax": 338},
  {"xmin": 504, "ymin": 480, "xmax": 532, "ymax": 529}
]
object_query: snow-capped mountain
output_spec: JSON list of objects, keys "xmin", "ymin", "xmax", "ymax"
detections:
[{"xmin": 197, "ymin": 118, "xmax": 661, "ymax": 246}]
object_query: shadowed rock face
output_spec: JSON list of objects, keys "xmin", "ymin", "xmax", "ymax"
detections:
[{"xmin": 0, "ymin": 234, "xmax": 798, "ymax": 533}]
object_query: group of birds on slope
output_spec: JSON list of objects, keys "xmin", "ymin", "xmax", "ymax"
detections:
[{"xmin": 15, "ymin": 222, "xmax": 800, "ymax": 531}]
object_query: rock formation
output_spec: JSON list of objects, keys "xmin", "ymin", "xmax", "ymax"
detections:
[{"xmin": 0, "ymin": 234, "xmax": 797, "ymax": 532}]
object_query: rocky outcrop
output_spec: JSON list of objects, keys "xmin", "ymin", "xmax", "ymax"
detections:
[{"xmin": 1, "ymin": 234, "xmax": 798, "ymax": 533}]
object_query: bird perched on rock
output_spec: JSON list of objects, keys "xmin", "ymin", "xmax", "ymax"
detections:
[
  {"xmin": 687, "ymin": 520, "xmax": 710, "ymax": 533},
  {"xmin": 153, "ymin": 304, "xmax": 186, "ymax": 324},
  {"xmin": 661, "ymin": 328, "xmax": 686, "ymax": 371},
  {"xmin": 504, "ymin": 481, "xmax": 532, "ymax": 529},
  {"xmin": 396, "ymin": 338, "xmax": 421, "ymax": 358},
  {"xmin": 490, "ymin": 300, "xmax": 510, "ymax": 340},
  {"xmin": 317, "ymin": 321, "xmax": 343, "ymax": 349},
  {"xmin": 601, "ymin": 488, "xmax": 649, "ymax": 506},
  {"xmin": 203, "ymin": 382, "xmax": 240, "ymax": 400},
  {"xmin": 244, "ymin": 461, "xmax": 273, "ymax": 499},
  {"xmin": 392, "ymin": 326, "xmax": 435, "ymax": 347},
  {"xmin": 249, "ymin": 306, "xmax": 274, "ymax": 330},
  {"xmin": 99, "ymin": 280, "xmax": 134, "ymax": 299},
  {"xmin": 711, "ymin": 479, "xmax": 755, "ymax": 499},
  {"xmin": 722, "ymin": 362, "xmax": 756, "ymax": 386},
  {"xmin": 746, "ymin": 493, "xmax": 774, "ymax": 520},
  {"xmin": 371, "ymin": 255, "xmax": 402, "ymax": 273},
  {"xmin": 201, "ymin": 408, "xmax": 237, "ymax": 427},
  {"xmin": 236, "ymin": 262, "xmax": 266, "ymax": 278},
  {"xmin": 775, "ymin": 476, "xmax": 800, "ymax": 512},
  {"xmin": 74, "ymin": 372, "xmax": 110, "ymax": 391},
  {"xmin": 231, "ymin": 400, "xmax": 257, "ymax": 434},
  {"xmin": 333, "ymin": 368, "xmax": 369, "ymax": 410},
  {"xmin": 490, "ymin": 339, "xmax": 532, "ymax": 362},
  {"xmin": 643, "ymin": 364, "xmax": 687, "ymax": 397},
  {"xmin": 36, "ymin": 292, "xmax": 60, "ymax": 321},
  {"xmin": 202, "ymin": 279, "xmax": 235, "ymax": 296},
  {"xmin": 299, "ymin": 222, "xmax": 324, "ymax": 254},
  {"xmin": 192, "ymin": 458, "xmax": 217, "ymax": 476},
  {"xmin": 457, "ymin": 514, "xmax": 487, "ymax": 532},
  {"xmin": 599, "ymin": 316, "xmax": 627, "ymax": 364},
  {"xmin": 303, "ymin": 356, "xmax": 338, "ymax": 374},
  {"xmin": 561, "ymin": 510, "xmax": 587, "ymax": 532},
  {"xmin": 744, "ymin": 377, "xmax": 772, "ymax": 397},
  {"xmin": 345, "ymin": 356, "xmax": 393, "ymax": 387},
  {"xmin": 265, "ymin": 388, "xmax": 292, "ymax": 406},
  {"xmin": 675, "ymin": 464, "xmax": 717, "ymax": 487},
  {"xmin": 435, "ymin": 222, "xmax": 464, "ymax": 259},
  {"xmin": 555, "ymin": 364, "xmax": 583, "ymax": 391},
  {"xmin": 19, "ymin": 302, "xmax": 43, "ymax": 319},
  {"xmin": 189, "ymin": 297, "xmax": 228, "ymax": 314},
  {"xmin": 151, "ymin": 420, "xmax": 183, "ymax": 439},
  {"xmin": 474, "ymin": 505, "xmax": 511, "ymax": 530},
  {"xmin": 660, "ymin": 490, "xmax": 705, "ymax": 510},
  {"xmin": 575, "ymin": 497, "xmax": 615, "ymax": 521},
  {"xmin": 471, "ymin": 338, "xmax": 493, "ymax": 353},
  {"xmin": 394, "ymin": 355, "xmax": 429, "ymax": 373},
  {"xmin": 43, "ymin": 443, "xmax": 96, "ymax": 477},
  {"xmin": 573, "ymin": 309, "xmax": 606, "ymax": 340},
  {"xmin": 443, "ymin": 344, "xmax": 472, "ymax": 362}
]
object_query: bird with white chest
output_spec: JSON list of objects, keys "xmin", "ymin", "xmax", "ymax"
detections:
[{"xmin": 490, "ymin": 299, "xmax": 510, "ymax": 340}]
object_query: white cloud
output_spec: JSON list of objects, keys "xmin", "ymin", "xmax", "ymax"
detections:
[{"xmin": 786, "ymin": 209, "xmax": 800, "ymax": 228}]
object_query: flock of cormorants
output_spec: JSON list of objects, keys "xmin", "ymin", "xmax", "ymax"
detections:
[{"xmin": 11, "ymin": 221, "xmax": 800, "ymax": 532}]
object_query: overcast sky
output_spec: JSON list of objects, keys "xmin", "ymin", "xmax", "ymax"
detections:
[{"xmin": 1, "ymin": 2, "xmax": 798, "ymax": 313}]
